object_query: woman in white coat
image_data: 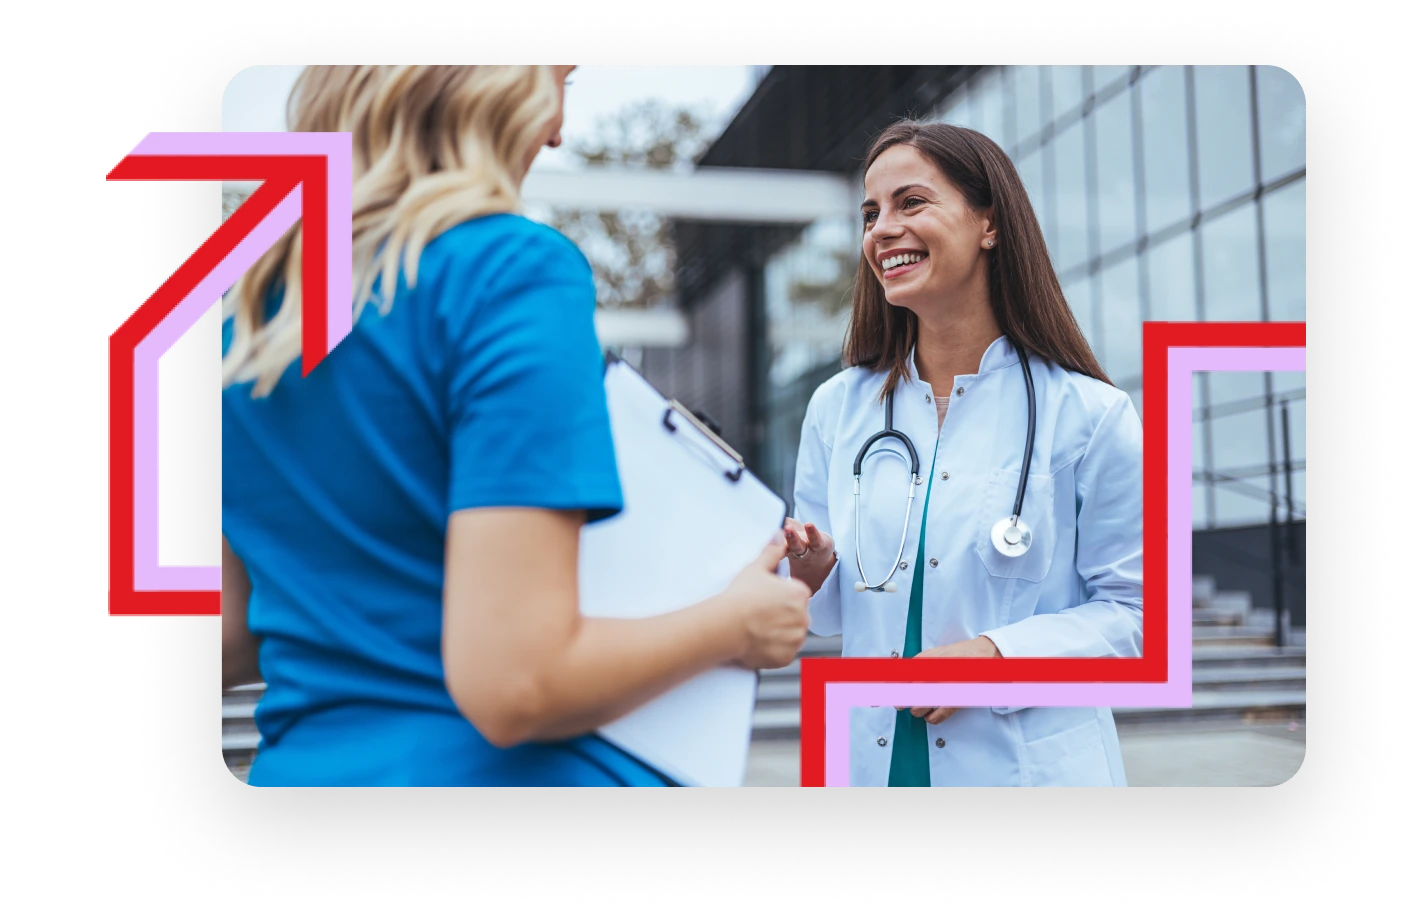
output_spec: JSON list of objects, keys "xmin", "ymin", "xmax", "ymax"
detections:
[{"xmin": 783, "ymin": 120, "xmax": 1143, "ymax": 787}]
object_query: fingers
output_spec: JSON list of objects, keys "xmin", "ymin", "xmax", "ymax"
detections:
[
  {"xmin": 757, "ymin": 532, "xmax": 788, "ymax": 567},
  {"xmin": 909, "ymin": 707, "xmax": 935, "ymax": 719},
  {"xmin": 803, "ymin": 522, "xmax": 831, "ymax": 551},
  {"xmin": 925, "ymin": 708, "xmax": 955, "ymax": 725}
]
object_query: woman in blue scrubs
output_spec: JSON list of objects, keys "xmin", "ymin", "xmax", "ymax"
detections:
[{"xmin": 221, "ymin": 66, "xmax": 811, "ymax": 786}]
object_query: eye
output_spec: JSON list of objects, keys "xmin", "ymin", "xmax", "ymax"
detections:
[
  {"xmin": 902, "ymin": 196, "xmax": 925, "ymax": 209},
  {"xmin": 862, "ymin": 210, "xmax": 878, "ymax": 226}
]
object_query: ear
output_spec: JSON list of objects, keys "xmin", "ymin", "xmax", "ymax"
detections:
[{"xmin": 978, "ymin": 205, "xmax": 998, "ymax": 250}]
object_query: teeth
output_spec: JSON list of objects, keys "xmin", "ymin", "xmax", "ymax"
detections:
[{"xmin": 883, "ymin": 253, "xmax": 925, "ymax": 270}]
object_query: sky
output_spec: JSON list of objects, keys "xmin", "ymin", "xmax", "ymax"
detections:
[{"xmin": 221, "ymin": 65, "xmax": 763, "ymax": 172}]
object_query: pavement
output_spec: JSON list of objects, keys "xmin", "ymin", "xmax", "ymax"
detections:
[{"xmin": 742, "ymin": 722, "xmax": 1306, "ymax": 787}]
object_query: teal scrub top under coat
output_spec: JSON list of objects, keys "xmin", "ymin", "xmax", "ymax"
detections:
[
  {"xmin": 222, "ymin": 214, "xmax": 670, "ymax": 786},
  {"xmin": 887, "ymin": 436, "xmax": 940, "ymax": 788}
]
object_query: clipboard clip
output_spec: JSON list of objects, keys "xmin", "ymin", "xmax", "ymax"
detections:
[{"xmin": 662, "ymin": 400, "xmax": 745, "ymax": 484}]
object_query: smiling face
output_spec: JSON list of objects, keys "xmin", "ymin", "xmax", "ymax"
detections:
[{"xmin": 860, "ymin": 144, "xmax": 996, "ymax": 313}]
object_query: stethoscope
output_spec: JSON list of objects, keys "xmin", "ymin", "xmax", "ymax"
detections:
[{"xmin": 852, "ymin": 341, "xmax": 1038, "ymax": 593}]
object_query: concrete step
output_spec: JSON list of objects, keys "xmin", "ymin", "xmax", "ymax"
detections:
[
  {"xmin": 1192, "ymin": 613, "xmax": 1249, "ymax": 627},
  {"xmin": 1192, "ymin": 646, "xmax": 1304, "ymax": 668},
  {"xmin": 1192, "ymin": 666, "xmax": 1305, "ymax": 692},
  {"xmin": 1113, "ymin": 690, "xmax": 1305, "ymax": 726},
  {"xmin": 1192, "ymin": 627, "xmax": 1276, "ymax": 648},
  {"xmin": 801, "ymin": 634, "xmax": 842, "ymax": 657},
  {"xmin": 1210, "ymin": 592, "xmax": 1254, "ymax": 615},
  {"xmin": 751, "ymin": 706, "xmax": 802, "ymax": 740}
]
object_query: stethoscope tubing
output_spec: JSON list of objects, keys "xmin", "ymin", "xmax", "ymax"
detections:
[{"xmin": 851, "ymin": 341, "xmax": 1037, "ymax": 592}]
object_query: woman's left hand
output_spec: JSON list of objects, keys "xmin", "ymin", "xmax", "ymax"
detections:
[{"xmin": 896, "ymin": 636, "xmax": 1002, "ymax": 725}]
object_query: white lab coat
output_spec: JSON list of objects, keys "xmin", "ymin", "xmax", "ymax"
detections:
[{"xmin": 793, "ymin": 335, "xmax": 1143, "ymax": 787}]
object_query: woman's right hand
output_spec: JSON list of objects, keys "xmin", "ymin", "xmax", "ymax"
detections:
[
  {"xmin": 720, "ymin": 535, "xmax": 812, "ymax": 670},
  {"xmin": 782, "ymin": 518, "xmax": 837, "ymax": 595}
]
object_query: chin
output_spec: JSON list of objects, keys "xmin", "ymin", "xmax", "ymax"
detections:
[{"xmin": 882, "ymin": 285, "xmax": 924, "ymax": 312}]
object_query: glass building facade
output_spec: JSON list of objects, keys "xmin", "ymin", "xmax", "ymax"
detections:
[{"xmin": 760, "ymin": 65, "xmax": 1305, "ymax": 536}]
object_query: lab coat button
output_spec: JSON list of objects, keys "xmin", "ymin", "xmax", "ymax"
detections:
[
  {"xmin": 877, "ymin": 737, "xmax": 888, "ymax": 747},
  {"xmin": 935, "ymin": 738, "xmax": 946, "ymax": 749},
  {"xmin": 900, "ymin": 560, "xmax": 908, "ymax": 569},
  {"xmin": 925, "ymin": 394, "xmax": 932, "ymax": 403},
  {"xmin": 956, "ymin": 386, "xmax": 965, "ymax": 396},
  {"xmin": 890, "ymin": 650, "xmax": 900, "ymax": 658},
  {"xmin": 929, "ymin": 558, "xmax": 938, "ymax": 568},
  {"xmin": 940, "ymin": 471, "xmax": 950, "ymax": 481}
]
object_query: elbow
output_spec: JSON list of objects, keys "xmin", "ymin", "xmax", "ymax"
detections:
[{"xmin": 445, "ymin": 668, "xmax": 553, "ymax": 749}]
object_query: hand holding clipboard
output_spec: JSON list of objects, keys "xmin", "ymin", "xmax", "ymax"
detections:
[{"xmin": 576, "ymin": 355, "xmax": 807, "ymax": 787}]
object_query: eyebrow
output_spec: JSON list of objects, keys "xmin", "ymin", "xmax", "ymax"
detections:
[{"xmin": 860, "ymin": 183, "xmax": 931, "ymax": 210}]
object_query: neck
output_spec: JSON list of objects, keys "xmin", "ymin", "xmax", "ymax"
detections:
[{"xmin": 911, "ymin": 285, "xmax": 1002, "ymax": 395}]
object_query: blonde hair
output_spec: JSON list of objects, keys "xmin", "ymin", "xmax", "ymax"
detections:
[{"xmin": 223, "ymin": 65, "xmax": 561, "ymax": 396}]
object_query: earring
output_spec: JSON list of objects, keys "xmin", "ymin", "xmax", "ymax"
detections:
[{"xmin": 985, "ymin": 239, "xmax": 995, "ymax": 248}]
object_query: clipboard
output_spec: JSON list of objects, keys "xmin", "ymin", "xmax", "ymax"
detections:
[{"xmin": 577, "ymin": 354, "xmax": 787, "ymax": 787}]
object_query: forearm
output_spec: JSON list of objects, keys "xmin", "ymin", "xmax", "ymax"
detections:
[
  {"xmin": 799, "ymin": 553, "xmax": 837, "ymax": 596},
  {"xmin": 980, "ymin": 598, "xmax": 1143, "ymax": 659},
  {"xmin": 520, "ymin": 596, "xmax": 745, "ymax": 742},
  {"xmin": 222, "ymin": 632, "xmax": 262, "ymax": 690},
  {"xmin": 221, "ymin": 537, "xmax": 262, "ymax": 690}
]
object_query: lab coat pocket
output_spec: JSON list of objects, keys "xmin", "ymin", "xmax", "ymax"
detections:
[
  {"xmin": 1020, "ymin": 718, "xmax": 1114, "ymax": 787},
  {"xmin": 974, "ymin": 468, "xmax": 1056, "ymax": 583}
]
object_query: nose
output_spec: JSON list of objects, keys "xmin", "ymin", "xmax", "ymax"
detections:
[{"xmin": 871, "ymin": 207, "xmax": 904, "ymax": 241}]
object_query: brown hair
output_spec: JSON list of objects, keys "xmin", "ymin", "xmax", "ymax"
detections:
[{"xmin": 842, "ymin": 120, "xmax": 1111, "ymax": 396}]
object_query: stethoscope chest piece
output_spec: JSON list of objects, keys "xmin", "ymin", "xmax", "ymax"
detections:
[{"xmin": 990, "ymin": 515, "xmax": 1033, "ymax": 558}]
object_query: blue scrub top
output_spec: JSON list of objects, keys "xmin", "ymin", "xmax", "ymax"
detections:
[{"xmin": 222, "ymin": 213, "xmax": 670, "ymax": 786}]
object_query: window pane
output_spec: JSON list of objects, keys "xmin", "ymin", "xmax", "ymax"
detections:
[
  {"xmin": 1262, "ymin": 178, "xmax": 1305, "ymax": 321},
  {"xmin": 1256, "ymin": 66, "xmax": 1306, "ymax": 181},
  {"xmin": 971, "ymin": 70, "xmax": 1007, "ymax": 144},
  {"xmin": 1194, "ymin": 66, "xmax": 1256, "ymax": 210},
  {"xmin": 997, "ymin": 67, "xmax": 1018, "ymax": 152},
  {"xmin": 1139, "ymin": 66, "xmax": 1193, "ymax": 233},
  {"xmin": 1013, "ymin": 66, "xmax": 1044, "ymax": 148},
  {"xmin": 1093, "ymin": 66, "xmax": 1133, "ymax": 94},
  {"xmin": 1206, "ymin": 369, "xmax": 1265, "ymax": 406},
  {"xmin": 1192, "ymin": 376, "xmax": 1208, "ymax": 475},
  {"xmin": 1213, "ymin": 472, "xmax": 1275, "ymax": 527},
  {"xmin": 1051, "ymin": 66, "xmax": 1087, "ymax": 121},
  {"xmin": 1211, "ymin": 408, "xmax": 1270, "ymax": 475},
  {"xmin": 1053, "ymin": 120, "xmax": 1090, "ymax": 273},
  {"xmin": 1291, "ymin": 469, "xmax": 1305, "ymax": 517},
  {"xmin": 1146, "ymin": 230, "xmax": 1197, "ymax": 321},
  {"xmin": 1094, "ymin": 88, "xmax": 1138, "ymax": 255},
  {"xmin": 1063, "ymin": 274, "xmax": 1097, "ymax": 355},
  {"xmin": 1098, "ymin": 258, "xmax": 1142, "ymax": 385},
  {"xmin": 1192, "ymin": 481, "xmax": 1211, "ymax": 530},
  {"xmin": 1200, "ymin": 201, "xmax": 1261, "ymax": 321},
  {"xmin": 1016, "ymin": 147, "xmax": 1050, "ymax": 243},
  {"xmin": 1281, "ymin": 396, "xmax": 1306, "ymax": 464},
  {"xmin": 937, "ymin": 84, "xmax": 972, "ymax": 128}
]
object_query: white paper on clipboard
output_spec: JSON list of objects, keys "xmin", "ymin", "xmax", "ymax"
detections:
[{"xmin": 577, "ymin": 356, "xmax": 787, "ymax": 787}]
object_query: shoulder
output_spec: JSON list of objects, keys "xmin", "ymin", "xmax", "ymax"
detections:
[
  {"xmin": 1036, "ymin": 360, "xmax": 1140, "ymax": 465},
  {"xmin": 422, "ymin": 214, "xmax": 592, "ymax": 289},
  {"xmin": 804, "ymin": 365, "xmax": 883, "ymax": 442}
]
